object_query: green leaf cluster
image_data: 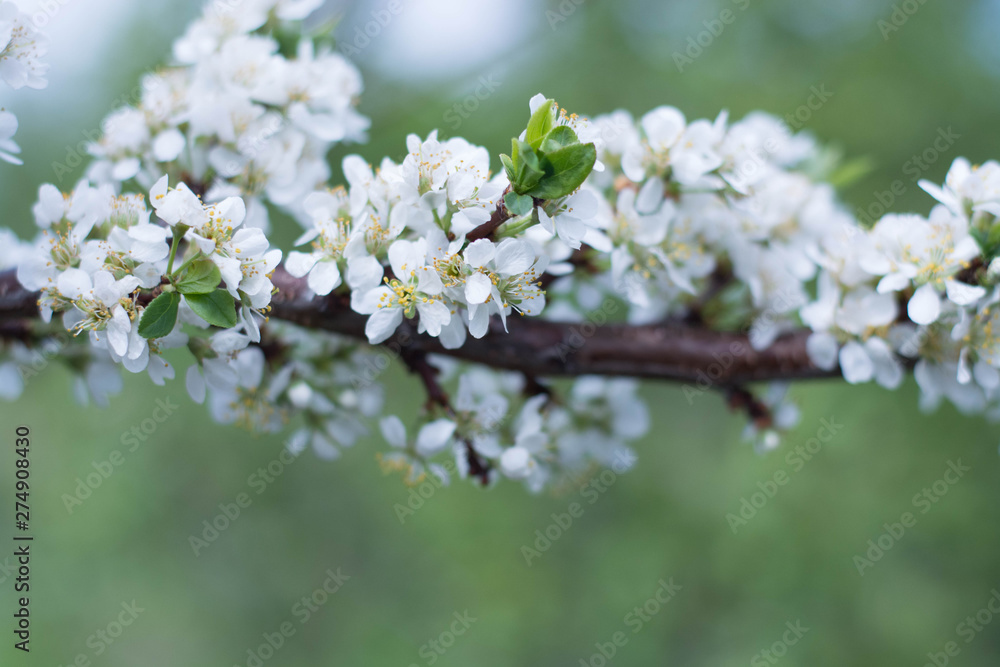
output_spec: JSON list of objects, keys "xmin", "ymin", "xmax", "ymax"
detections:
[{"xmin": 500, "ymin": 98, "xmax": 597, "ymax": 202}]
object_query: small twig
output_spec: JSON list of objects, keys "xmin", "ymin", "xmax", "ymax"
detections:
[
  {"xmin": 522, "ymin": 373, "xmax": 552, "ymax": 398},
  {"xmin": 464, "ymin": 186, "xmax": 512, "ymax": 242},
  {"xmin": 402, "ymin": 349, "xmax": 452, "ymax": 414},
  {"xmin": 724, "ymin": 385, "xmax": 773, "ymax": 430},
  {"xmin": 402, "ymin": 349, "xmax": 492, "ymax": 486},
  {"xmin": 685, "ymin": 264, "xmax": 733, "ymax": 325}
]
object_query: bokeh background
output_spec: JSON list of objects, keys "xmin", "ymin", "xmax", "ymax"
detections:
[{"xmin": 2, "ymin": 0, "xmax": 1000, "ymax": 664}]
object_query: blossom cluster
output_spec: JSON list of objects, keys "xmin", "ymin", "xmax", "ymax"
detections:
[
  {"xmin": 15, "ymin": 175, "xmax": 281, "ymax": 383},
  {"xmin": 0, "ymin": 0, "xmax": 50, "ymax": 164},
  {"xmin": 84, "ymin": 0, "xmax": 368, "ymax": 231},
  {"xmin": 286, "ymin": 130, "xmax": 550, "ymax": 349},
  {"xmin": 3, "ymin": 0, "xmax": 1000, "ymax": 495},
  {"xmin": 379, "ymin": 366, "xmax": 645, "ymax": 491},
  {"xmin": 553, "ymin": 105, "xmax": 1000, "ymax": 428}
]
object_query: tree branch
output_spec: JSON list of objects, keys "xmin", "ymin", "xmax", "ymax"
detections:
[
  {"xmin": 464, "ymin": 187, "xmax": 512, "ymax": 242},
  {"xmin": 0, "ymin": 267, "xmax": 840, "ymax": 386},
  {"xmin": 400, "ymin": 348, "xmax": 492, "ymax": 485}
]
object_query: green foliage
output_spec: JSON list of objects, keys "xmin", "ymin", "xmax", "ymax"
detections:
[
  {"xmin": 501, "ymin": 98, "xmax": 597, "ymax": 201},
  {"xmin": 137, "ymin": 291, "xmax": 180, "ymax": 339},
  {"xmin": 504, "ymin": 192, "xmax": 534, "ymax": 216},
  {"xmin": 185, "ymin": 289, "xmax": 238, "ymax": 328},
  {"xmin": 175, "ymin": 259, "xmax": 222, "ymax": 295}
]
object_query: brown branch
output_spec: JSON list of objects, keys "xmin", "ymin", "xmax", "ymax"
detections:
[
  {"xmin": 0, "ymin": 267, "xmax": 841, "ymax": 385},
  {"xmin": 401, "ymin": 349, "xmax": 452, "ymax": 414},
  {"xmin": 464, "ymin": 187, "xmax": 512, "ymax": 242},
  {"xmin": 401, "ymin": 349, "xmax": 492, "ymax": 485},
  {"xmin": 725, "ymin": 386, "xmax": 773, "ymax": 430}
]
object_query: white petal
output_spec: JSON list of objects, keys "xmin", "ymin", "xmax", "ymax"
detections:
[
  {"xmin": 973, "ymin": 360, "xmax": 1000, "ymax": 391},
  {"xmin": 866, "ymin": 337, "xmax": 903, "ymax": 390},
  {"xmin": 494, "ymin": 238, "xmax": 535, "ymax": 276},
  {"xmin": 186, "ymin": 365, "xmax": 206, "ymax": 404},
  {"xmin": 957, "ymin": 347, "xmax": 973, "ymax": 385},
  {"xmin": 464, "ymin": 272, "xmax": 492, "ymax": 305},
  {"xmin": 346, "ymin": 255, "xmax": 384, "ymax": 291},
  {"xmin": 112, "ymin": 158, "xmax": 141, "ymax": 181},
  {"xmin": 307, "ymin": 261, "xmax": 341, "ymax": 295},
  {"xmin": 57, "ymin": 268, "xmax": 92, "ymax": 298},
  {"xmin": 365, "ymin": 308, "xmax": 403, "ymax": 344},
  {"xmin": 284, "ymin": 251, "xmax": 318, "ymax": 278},
  {"xmin": 416, "ymin": 300, "xmax": 451, "ymax": 337},
  {"xmin": 635, "ymin": 178, "xmax": 664, "ymax": 214},
  {"xmin": 839, "ymin": 341, "xmax": 874, "ymax": 384},
  {"xmin": 499, "ymin": 446, "xmax": 532, "ymax": 479},
  {"xmin": 945, "ymin": 279, "xmax": 987, "ymax": 307},
  {"xmin": 379, "ymin": 415, "xmax": 407, "ymax": 449},
  {"xmin": 107, "ymin": 307, "xmax": 131, "ymax": 356},
  {"xmin": 153, "ymin": 129, "xmax": 185, "ymax": 162},
  {"xmin": 34, "ymin": 183, "xmax": 65, "ymax": 227},
  {"xmin": 214, "ymin": 256, "xmax": 243, "ymax": 293},
  {"xmin": 133, "ymin": 263, "xmax": 162, "ymax": 289},
  {"xmin": 468, "ymin": 304, "xmax": 490, "ymax": 339},
  {"xmin": 806, "ymin": 332, "xmax": 839, "ymax": 371},
  {"xmin": 908, "ymin": 283, "xmax": 941, "ymax": 325},
  {"xmin": 415, "ymin": 419, "xmax": 456, "ymax": 457},
  {"xmin": 463, "ymin": 239, "xmax": 495, "ymax": 269},
  {"xmin": 876, "ymin": 273, "xmax": 911, "ymax": 294}
]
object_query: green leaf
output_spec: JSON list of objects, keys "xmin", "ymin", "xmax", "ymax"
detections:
[
  {"xmin": 500, "ymin": 153, "xmax": 517, "ymax": 184},
  {"xmin": 987, "ymin": 223, "xmax": 1000, "ymax": 249},
  {"xmin": 176, "ymin": 259, "xmax": 222, "ymax": 295},
  {"xmin": 185, "ymin": 290, "xmax": 238, "ymax": 328},
  {"xmin": 138, "ymin": 291, "xmax": 180, "ymax": 339},
  {"xmin": 504, "ymin": 192, "xmax": 534, "ymax": 217},
  {"xmin": 828, "ymin": 156, "xmax": 875, "ymax": 190},
  {"xmin": 525, "ymin": 99, "xmax": 556, "ymax": 149},
  {"xmin": 525, "ymin": 142, "xmax": 597, "ymax": 200},
  {"xmin": 540, "ymin": 125, "xmax": 580, "ymax": 154},
  {"xmin": 513, "ymin": 140, "xmax": 544, "ymax": 192}
]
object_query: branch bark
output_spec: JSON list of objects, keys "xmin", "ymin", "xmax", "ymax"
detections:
[{"xmin": 0, "ymin": 267, "xmax": 841, "ymax": 386}]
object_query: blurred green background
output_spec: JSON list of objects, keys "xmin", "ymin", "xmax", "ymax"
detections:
[{"xmin": 3, "ymin": 0, "xmax": 1000, "ymax": 664}]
